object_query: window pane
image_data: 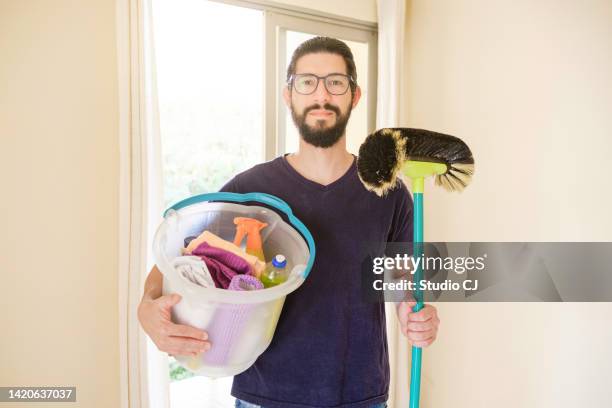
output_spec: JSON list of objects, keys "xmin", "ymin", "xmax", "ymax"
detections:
[
  {"xmin": 284, "ymin": 31, "xmax": 369, "ymax": 155},
  {"xmin": 168, "ymin": 375, "xmax": 234, "ymax": 408},
  {"xmin": 152, "ymin": 1, "xmax": 262, "ymax": 406},
  {"xmin": 153, "ymin": 0, "xmax": 264, "ymax": 208}
]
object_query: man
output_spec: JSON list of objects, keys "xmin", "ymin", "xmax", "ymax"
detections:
[{"xmin": 138, "ymin": 37, "xmax": 440, "ymax": 408}]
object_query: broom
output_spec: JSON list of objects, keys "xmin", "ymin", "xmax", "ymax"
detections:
[{"xmin": 357, "ymin": 128, "xmax": 475, "ymax": 408}]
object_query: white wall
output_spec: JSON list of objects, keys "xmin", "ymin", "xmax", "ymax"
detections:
[
  {"xmin": 0, "ymin": 1, "xmax": 120, "ymax": 407},
  {"xmin": 401, "ymin": 0, "xmax": 612, "ymax": 406}
]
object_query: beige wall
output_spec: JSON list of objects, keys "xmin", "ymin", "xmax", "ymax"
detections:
[
  {"xmin": 2, "ymin": 0, "xmax": 611, "ymax": 407},
  {"xmin": 401, "ymin": 0, "xmax": 612, "ymax": 407},
  {"xmin": 275, "ymin": 0, "xmax": 377, "ymax": 22},
  {"xmin": 0, "ymin": 1, "xmax": 120, "ymax": 407},
  {"xmin": 0, "ymin": 0, "xmax": 372, "ymax": 406}
]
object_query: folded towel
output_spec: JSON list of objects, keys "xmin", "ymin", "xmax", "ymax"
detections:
[
  {"xmin": 192, "ymin": 242, "xmax": 251, "ymax": 289},
  {"xmin": 183, "ymin": 230, "xmax": 266, "ymax": 277},
  {"xmin": 171, "ymin": 256, "xmax": 215, "ymax": 288}
]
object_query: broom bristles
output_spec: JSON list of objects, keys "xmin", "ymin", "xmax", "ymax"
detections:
[{"xmin": 357, "ymin": 128, "xmax": 475, "ymax": 196}]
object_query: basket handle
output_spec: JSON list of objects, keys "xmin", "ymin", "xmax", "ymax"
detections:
[
  {"xmin": 243, "ymin": 192, "xmax": 293, "ymax": 215},
  {"xmin": 163, "ymin": 192, "xmax": 293, "ymax": 217}
]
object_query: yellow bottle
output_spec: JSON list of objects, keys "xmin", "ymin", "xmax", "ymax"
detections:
[{"xmin": 261, "ymin": 255, "xmax": 289, "ymax": 288}]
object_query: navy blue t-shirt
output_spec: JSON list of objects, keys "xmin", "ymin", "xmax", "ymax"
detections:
[{"xmin": 220, "ymin": 155, "xmax": 413, "ymax": 408}]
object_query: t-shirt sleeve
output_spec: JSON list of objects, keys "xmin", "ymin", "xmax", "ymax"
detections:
[
  {"xmin": 218, "ymin": 176, "xmax": 241, "ymax": 193},
  {"xmin": 385, "ymin": 179, "xmax": 414, "ymax": 303},
  {"xmin": 388, "ymin": 179, "xmax": 414, "ymax": 243}
]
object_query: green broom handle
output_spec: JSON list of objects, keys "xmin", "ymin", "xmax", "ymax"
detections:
[{"xmin": 410, "ymin": 178, "xmax": 425, "ymax": 408}]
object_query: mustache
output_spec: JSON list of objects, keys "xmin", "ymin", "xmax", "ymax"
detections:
[{"xmin": 303, "ymin": 103, "xmax": 341, "ymax": 116}]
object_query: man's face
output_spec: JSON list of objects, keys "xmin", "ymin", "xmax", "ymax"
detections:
[{"xmin": 283, "ymin": 52, "xmax": 361, "ymax": 148}]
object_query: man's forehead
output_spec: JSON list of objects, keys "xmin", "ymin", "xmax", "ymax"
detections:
[{"xmin": 294, "ymin": 52, "xmax": 348, "ymax": 75}]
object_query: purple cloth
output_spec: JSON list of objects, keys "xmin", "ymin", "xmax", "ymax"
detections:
[
  {"xmin": 191, "ymin": 241, "xmax": 251, "ymax": 289},
  {"xmin": 228, "ymin": 274, "xmax": 264, "ymax": 291},
  {"xmin": 203, "ymin": 273, "xmax": 263, "ymax": 366}
]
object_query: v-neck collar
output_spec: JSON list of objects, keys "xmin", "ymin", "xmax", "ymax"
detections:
[{"xmin": 280, "ymin": 153, "xmax": 357, "ymax": 192}]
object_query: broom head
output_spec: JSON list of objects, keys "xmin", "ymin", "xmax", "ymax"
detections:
[{"xmin": 357, "ymin": 128, "xmax": 475, "ymax": 196}]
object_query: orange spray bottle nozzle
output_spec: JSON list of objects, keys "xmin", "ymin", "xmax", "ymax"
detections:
[{"xmin": 233, "ymin": 217, "xmax": 268, "ymax": 262}]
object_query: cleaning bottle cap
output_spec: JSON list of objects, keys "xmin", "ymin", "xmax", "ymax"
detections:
[{"xmin": 272, "ymin": 254, "xmax": 287, "ymax": 268}]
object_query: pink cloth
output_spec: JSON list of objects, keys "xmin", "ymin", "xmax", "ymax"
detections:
[
  {"xmin": 228, "ymin": 274, "xmax": 264, "ymax": 291},
  {"xmin": 191, "ymin": 241, "xmax": 251, "ymax": 289}
]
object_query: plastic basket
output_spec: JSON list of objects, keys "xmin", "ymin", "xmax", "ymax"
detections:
[{"xmin": 152, "ymin": 192, "xmax": 315, "ymax": 377}]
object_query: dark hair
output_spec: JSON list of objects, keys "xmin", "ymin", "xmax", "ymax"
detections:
[{"xmin": 286, "ymin": 36, "xmax": 358, "ymax": 95}]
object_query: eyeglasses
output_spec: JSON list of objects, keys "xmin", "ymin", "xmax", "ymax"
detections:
[{"xmin": 289, "ymin": 73, "xmax": 354, "ymax": 95}]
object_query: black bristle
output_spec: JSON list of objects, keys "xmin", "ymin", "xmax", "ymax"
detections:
[
  {"xmin": 397, "ymin": 128, "xmax": 474, "ymax": 168},
  {"xmin": 357, "ymin": 129, "xmax": 402, "ymax": 195}
]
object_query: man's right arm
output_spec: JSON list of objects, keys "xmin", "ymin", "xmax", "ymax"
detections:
[
  {"xmin": 137, "ymin": 266, "xmax": 211, "ymax": 356},
  {"xmin": 137, "ymin": 177, "xmax": 239, "ymax": 356}
]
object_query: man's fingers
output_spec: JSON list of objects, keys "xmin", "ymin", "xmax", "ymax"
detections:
[
  {"xmin": 167, "ymin": 349, "xmax": 198, "ymax": 357},
  {"xmin": 406, "ymin": 321, "xmax": 435, "ymax": 332},
  {"xmin": 158, "ymin": 293, "xmax": 182, "ymax": 308},
  {"xmin": 165, "ymin": 336, "xmax": 211, "ymax": 355},
  {"xmin": 169, "ymin": 323, "xmax": 208, "ymax": 340},
  {"xmin": 407, "ymin": 331, "xmax": 436, "ymax": 347},
  {"xmin": 396, "ymin": 301, "xmax": 415, "ymax": 325},
  {"xmin": 407, "ymin": 315, "xmax": 440, "ymax": 330},
  {"xmin": 408, "ymin": 305, "xmax": 436, "ymax": 322},
  {"xmin": 405, "ymin": 328, "xmax": 436, "ymax": 341},
  {"xmin": 410, "ymin": 337, "xmax": 436, "ymax": 348}
]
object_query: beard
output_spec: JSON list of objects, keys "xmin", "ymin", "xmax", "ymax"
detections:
[{"xmin": 290, "ymin": 101, "xmax": 352, "ymax": 148}]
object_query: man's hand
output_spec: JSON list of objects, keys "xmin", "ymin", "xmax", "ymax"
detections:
[
  {"xmin": 138, "ymin": 293, "xmax": 210, "ymax": 356},
  {"xmin": 396, "ymin": 301, "xmax": 440, "ymax": 347}
]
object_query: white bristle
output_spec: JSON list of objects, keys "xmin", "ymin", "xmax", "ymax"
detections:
[{"xmin": 434, "ymin": 163, "xmax": 474, "ymax": 192}]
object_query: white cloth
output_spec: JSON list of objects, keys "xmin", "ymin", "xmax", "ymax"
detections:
[{"xmin": 172, "ymin": 256, "xmax": 215, "ymax": 288}]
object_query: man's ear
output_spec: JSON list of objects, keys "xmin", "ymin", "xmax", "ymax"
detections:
[
  {"xmin": 351, "ymin": 85, "xmax": 362, "ymax": 109},
  {"xmin": 282, "ymin": 86, "xmax": 291, "ymax": 108}
]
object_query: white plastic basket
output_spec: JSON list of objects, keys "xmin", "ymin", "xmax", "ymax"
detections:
[{"xmin": 152, "ymin": 192, "xmax": 315, "ymax": 377}]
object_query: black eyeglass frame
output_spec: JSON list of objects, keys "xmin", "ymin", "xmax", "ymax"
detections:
[{"xmin": 288, "ymin": 73, "xmax": 356, "ymax": 95}]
